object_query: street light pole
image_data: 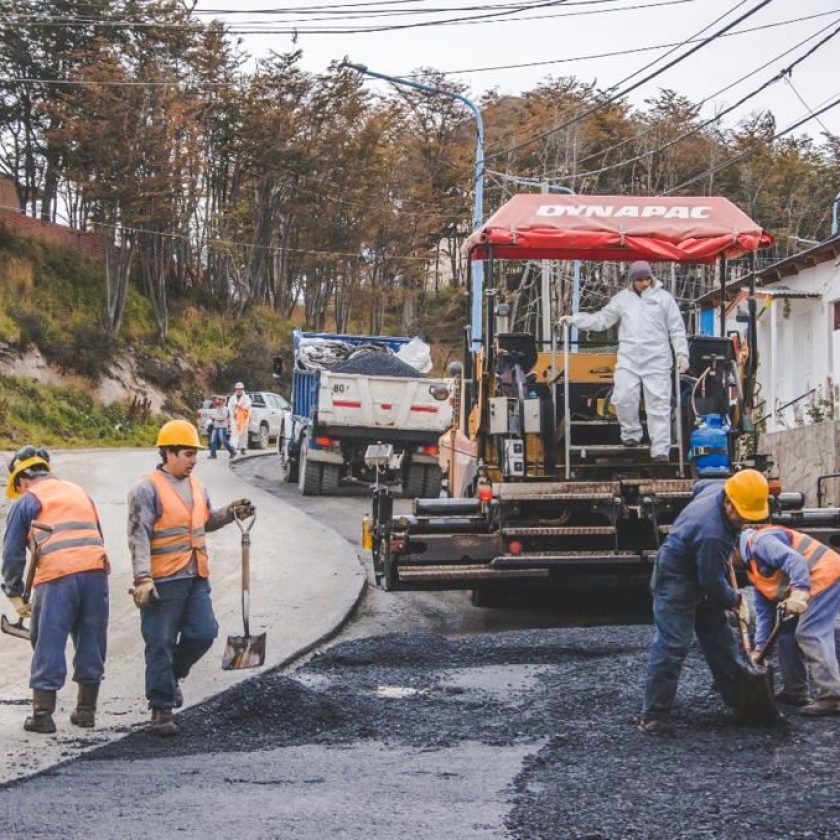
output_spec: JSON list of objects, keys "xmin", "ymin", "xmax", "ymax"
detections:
[{"xmin": 343, "ymin": 62, "xmax": 485, "ymax": 348}]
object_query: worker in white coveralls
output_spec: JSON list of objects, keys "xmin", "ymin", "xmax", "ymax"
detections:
[
  {"xmin": 558, "ymin": 260, "xmax": 689, "ymax": 462},
  {"xmin": 227, "ymin": 382, "xmax": 252, "ymax": 457}
]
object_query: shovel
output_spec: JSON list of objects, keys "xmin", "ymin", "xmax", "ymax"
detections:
[
  {"xmin": 222, "ymin": 506, "xmax": 266, "ymax": 670},
  {"xmin": 728, "ymin": 562, "xmax": 790, "ymax": 722},
  {"xmin": 1, "ymin": 520, "xmax": 54, "ymax": 643}
]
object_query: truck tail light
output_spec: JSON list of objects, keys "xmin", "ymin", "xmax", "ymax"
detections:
[
  {"xmin": 315, "ymin": 436, "xmax": 334, "ymax": 448},
  {"xmin": 478, "ymin": 485, "xmax": 493, "ymax": 503},
  {"xmin": 508, "ymin": 540, "xmax": 523, "ymax": 555},
  {"xmin": 420, "ymin": 445, "xmax": 439, "ymax": 456},
  {"xmin": 768, "ymin": 479, "xmax": 782, "ymax": 496}
]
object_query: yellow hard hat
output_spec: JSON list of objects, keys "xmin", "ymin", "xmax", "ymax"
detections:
[
  {"xmin": 724, "ymin": 469, "xmax": 769, "ymax": 521},
  {"xmin": 6, "ymin": 445, "xmax": 51, "ymax": 500},
  {"xmin": 156, "ymin": 419, "xmax": 205, "ymax": 449}
]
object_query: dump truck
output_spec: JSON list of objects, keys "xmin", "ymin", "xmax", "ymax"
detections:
[
  {"xmin": 368, "ymin": 194, "xmax": 840, "ymax": 596},
  {"xmin": 275, "ymin": 331, "xmax": 453, "ymax": 496}
]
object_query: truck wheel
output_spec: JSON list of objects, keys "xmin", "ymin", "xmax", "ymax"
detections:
[
  {"xmin": 404, "ymin": 464, "xmax": 441, "ymax": 498},
  {"xmin": 255, "ymin": 423, "xmax": 270, "ymax": 450},
  {"xmin": 298, "ymin": 443, "xmax": 322, "ymax": 496},
  {"xmin": 321, "ymin": 463, "xmax": 340, "ymax": 495},
  {"xmin": 403, "ymin": 463, "xmax": 426, "ymax": 499},
  {"xmin": 424, "ymin": 465, "xmax": 442, "ymax": 499}
]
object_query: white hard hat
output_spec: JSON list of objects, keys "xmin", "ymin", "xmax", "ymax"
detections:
[{"xmin": 234, "ymin": 382, "xmax": 245, "ymax": 390}]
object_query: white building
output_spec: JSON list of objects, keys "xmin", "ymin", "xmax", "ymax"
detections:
[{"xmin": 752, "ymin": 237, "xmax": 840, "ymax": 433}]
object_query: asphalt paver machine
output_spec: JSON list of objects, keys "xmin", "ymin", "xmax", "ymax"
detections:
[{"xmin": 368, "ymin": 194, "xmax": 838, "ymax": 597}]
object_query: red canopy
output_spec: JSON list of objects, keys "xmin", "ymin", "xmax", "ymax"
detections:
[{"xmin": 464, "ymin": 194, "xmax": 773, "ymax": 262}]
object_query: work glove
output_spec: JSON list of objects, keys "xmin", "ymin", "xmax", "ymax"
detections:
[
  {"xmin": 8, "ymin": 596, "xmax": 30, "ymax": 619},
  {"xmin": 228, "ymin": 498, "xmax": 255, "ymax": 518},
  {"xmin": 736, "ymin": 590, "xmax": 753, "ymax": 627},
  {"xmin": 782, "ymin": 588, "xmax": 810, "ymax": 616},
  {"xmin": 131, "ymin": 578, "xmax": 158, "ymax": 609},
  {"xmin": 676, "ymin": 354, "xmax": 690, "ymax": 374},
  {"xmin": 557, "ymin": 315, "xmax": 575, "ymax": 329}
]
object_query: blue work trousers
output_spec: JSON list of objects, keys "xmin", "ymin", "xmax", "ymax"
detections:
[
  {"xmin": 772, "ymin": 580, "xmax": 840, "ymax": 701},
  {"xmin": 141, "ymin": 576, "xmax": 218, "ymax": 710},
  {"xmin": 209, "ymin": 426, "xmax": 234, "ymax": 457},
  {"xmin": 30, "ymin": 569, "xmax": 109, "ymax": 692},
  {"xmin": 643, "ymin": 566, "xmax": 741, "ymax": 721}
]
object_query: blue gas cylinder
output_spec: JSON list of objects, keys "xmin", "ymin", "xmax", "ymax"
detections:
[{"xmin": 689, "ymin": 414, "xmax": 731, "ymax": 477}]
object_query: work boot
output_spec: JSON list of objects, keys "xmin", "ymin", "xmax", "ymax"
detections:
[
  {"xmin": 622, "ymin": 438, "xmax": 641, "ymax": 448},
  {"xmin": 148, "ymin": 709, "xmax": 178, "ymax": 737},
  {"xmin": 24, "ymin": 689, "xmax": 57, "ymax": 734},
  {"xmin": 800, "ymin": 697, "xmax": 840, "ymax": 717},
  {"xmin": 652, "ymin": 454, "xmax": 670, "ymax": 463},
  {"xmin": 174, "ymin": 682, "xmax": 184, "ymax": 709},
  {"xmin": 637, "ymin": 717, "xmax": 675, "ymax": 737},
  {"xmin": 775, "ymin": 691, "xmax": 811, "ymax": 707},
  {"xmin": 70, "ymin": 682, "xmax": 100, "ymax": 728}
]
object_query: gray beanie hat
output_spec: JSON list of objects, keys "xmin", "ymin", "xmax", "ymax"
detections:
[{"xmin": 628, "ymin": 260, "xmax": 654, "ymax": 282}]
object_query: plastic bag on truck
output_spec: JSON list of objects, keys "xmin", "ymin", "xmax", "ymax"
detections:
[{"xmin": 395, "ymin": 336, "xmax": 432, "ymax": 374}]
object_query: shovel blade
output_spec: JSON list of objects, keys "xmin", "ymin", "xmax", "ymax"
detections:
[
  {"xmin": 0, "ymin": 614, "xmax": 30, "ymax": 641},
  {"xmin": 222, "ymin": 633, "xmax": 266, "ymax": 670},
  {"xmin": 733, "ymin": 660, "xmax": 780, "ymax": 723}
]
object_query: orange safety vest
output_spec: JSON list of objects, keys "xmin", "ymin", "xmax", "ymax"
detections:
[
  {"xmin": 148, "ymin": 470, "xmax": 209, "ymax": 580},
  {"xmin": 26, "ymin": 478, "xmax": 108, "ymax": 588},
  {"xmin": 746, "ymin": 526, "xmax": 840, "ymax": 601}
]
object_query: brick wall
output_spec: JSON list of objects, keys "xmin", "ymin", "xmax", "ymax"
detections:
[{"xmin": 0, "ymin": 209, "xmax": 104, "ymax": 261}]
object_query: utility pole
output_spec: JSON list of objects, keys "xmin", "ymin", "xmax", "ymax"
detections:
[{"xmin": 343, "ymin": 62, "xmax": 485, "ymax": 348}]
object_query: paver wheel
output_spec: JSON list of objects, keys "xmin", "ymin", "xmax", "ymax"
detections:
[{"xmin": 298, "ymin": 442, "xmax": 322, "ymax": 496}]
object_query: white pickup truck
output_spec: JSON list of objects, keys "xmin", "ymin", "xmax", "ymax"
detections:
[{"xmin": 277, "ymin": 336, "xmax": 453, "ymax": 497}]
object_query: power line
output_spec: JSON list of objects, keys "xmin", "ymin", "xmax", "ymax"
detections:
[
  {"xmin": 552, "ymin": 12, "xmax": 840, "ymax": 174},
  {"xmin": 556, "ymin": 20, "xmax": 840, "ymax": 183},
  {"xmin": 662, "ymin": 90, "xmax": 840, "ymax": 195},
  {"xmin": 481, "ymin": 0, "xmax": 776, "ymax": 163},
  {"xmin": 437, "ymin": 9, "xmax": 840, "ymax": 74},
  {"xmin": 5, "ymin": 0, "xmax": 697, "ymax": 33},
  {"xmin": 783, "ymin": 75, "xmax": 837, "ymax": 139}
]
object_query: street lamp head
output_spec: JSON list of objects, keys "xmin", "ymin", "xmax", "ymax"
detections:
[{"xmin": 342, "ymin": 61, "xmax": 368, "ymax": 73}]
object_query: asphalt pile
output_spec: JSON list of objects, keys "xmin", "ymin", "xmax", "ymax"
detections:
[
  {"xmin": 70, "ymin": 627, "xmax": 840, "ymax": 836},
  {"xmin": 332, "ymin": 350, "xmax": 421, "ymax": 379}
]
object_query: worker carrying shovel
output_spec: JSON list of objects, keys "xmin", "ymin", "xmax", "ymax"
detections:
[
  {"xmin": 1, "ymin": 446, "xmax": 109, "ymax": 734},
  {"xmin": 735, "ymin": 526, "xmax": 840, "ymax": 716},
  {"xmin": 127, "ymin": 420, "xmax": 254, "ymax": 736},
  {"xmin": 639, "ymin": 470, "xmax": 770, "ymax": 735}
]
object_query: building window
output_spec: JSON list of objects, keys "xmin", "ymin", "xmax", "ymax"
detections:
[{"xmin": 834, "ymin": 301, "xmax": 840, "ymax": 331}]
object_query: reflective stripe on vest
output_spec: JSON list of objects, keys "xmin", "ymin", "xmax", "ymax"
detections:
[
  {"xmin": 746, "ymin": 525, "xmax": 840, "ymax": 601},
  {"xmin": 148, "ymin": 471, "xmax": 209, "ymax": 580},
  {"xmin": 26, "ymin": 478, "xmax": 107, "ymax": 587}
]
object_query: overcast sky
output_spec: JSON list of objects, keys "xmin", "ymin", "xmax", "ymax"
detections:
[{"xmin": 194, "ymin": 0, "xmax": 840, "ymax": 151}]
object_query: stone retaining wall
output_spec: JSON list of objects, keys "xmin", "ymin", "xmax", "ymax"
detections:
[{"xmin": 760, "ymin": 420, "xmax": 840, "ymax": 506}]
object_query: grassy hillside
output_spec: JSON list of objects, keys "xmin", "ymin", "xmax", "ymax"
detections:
[{"xmin": 0, "ymin": 229, "xmax": 461, "ymax": 447}]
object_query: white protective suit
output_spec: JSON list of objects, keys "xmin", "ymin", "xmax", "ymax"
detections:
[{"xmin": 570, "ymin": 280, "xmax": 688, "ymax": 458}]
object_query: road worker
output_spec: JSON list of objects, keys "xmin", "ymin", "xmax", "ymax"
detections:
[
  {"xmin": 559, "ymin": 260, "xmax": 689, "ymax": 462},
  {"xmin": 127, "ymin": 420, "xmax": 253, "ymax": 736},
  {"xmin": 736, "ymin": 526, "xmax": 840, "ymax": 715},
  {"xmin": 639, "ymin": 469, "xmax": 769, "ymax": 734},
  {"xmin": 1, "ymin": 446, "xmax": 109, "ymax": 734},
  {"xmin": 227, "ymin": 382, "xmax": 252, "ymax": 457}
]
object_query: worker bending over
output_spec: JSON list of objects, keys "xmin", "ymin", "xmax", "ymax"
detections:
[
  {"xmin": 737, "ymin": 526, "xmax": 840, "ymax": 716},
  {"xmin": 639, "ymin": 470, "xmax": 769, "ymax": 734},
  {"xmin": 559, "ymin": 260, "xmax": 689, "ymax": 462},
  {"xmin": 2, "ymin": 446, "xmax": 109, "ymax": 733},
  {"xmin": 128, "ymin": 420, "xmax": 253, "ymax": 736}
]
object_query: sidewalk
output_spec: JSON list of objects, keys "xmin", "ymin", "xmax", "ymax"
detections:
[{"xmin": 0, "ymin": 449, "xmax": 365, "ymax": 784}]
